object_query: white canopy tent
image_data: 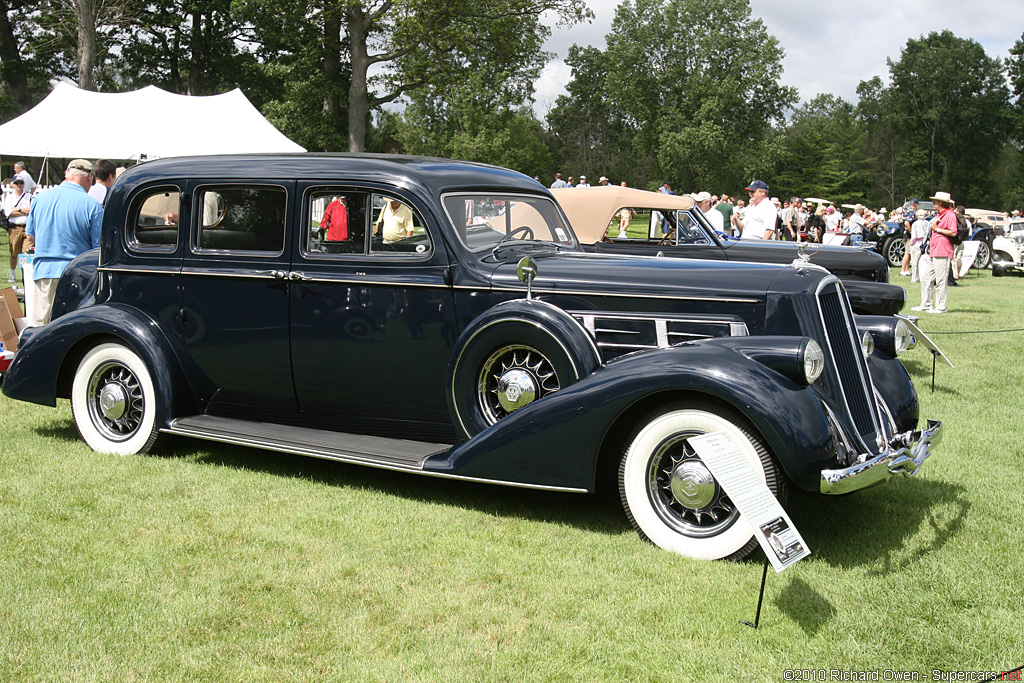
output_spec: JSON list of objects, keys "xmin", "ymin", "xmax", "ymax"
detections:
[{"xmin": 0, "ymin": 82, "xmax": 305, "ymax": 160}]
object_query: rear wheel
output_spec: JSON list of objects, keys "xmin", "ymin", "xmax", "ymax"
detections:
[
  {"xmin": 71, "ymin": 343, "xmax": 160, "ymax": 455},
  {"xmin": 972, "ymin": 241, "xmax": 991, "ymax": 269},
  {"xmin": 618, "ymin": 401, "xmax": 785, "ymax": 561}
]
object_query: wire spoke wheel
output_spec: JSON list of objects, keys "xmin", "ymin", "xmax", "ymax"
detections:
[
  {"xmin": 86, "ymin": 361, "xmax": 145, "ymax": 442},
  {"xmin": 72, "ymin": 343, "xmax": 160, "ymax": 455},
  {"xmin": 477, "ymin": 344, "xmax": 559, "ymax": 424}
]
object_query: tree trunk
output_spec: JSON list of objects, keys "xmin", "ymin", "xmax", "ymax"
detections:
[
  {"xmin": 0, "ymin": 0, "xmax": 35, "ymax": 112},
  {"xmin": 76, "ymin": 0, "xmax": 96, "ymax": 90},
  {"xmin": 346, "ymin": 3, "xmax": 370, "ymax": 153},
  {"xmin": 187, "ymin": 10, "xmax": 202, "ymax": 95},
  {"xmin": 323, "ymin": 0, "xmax": 342, "ymax": 122}
]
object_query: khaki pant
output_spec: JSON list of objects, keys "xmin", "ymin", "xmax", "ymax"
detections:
[
  {"xmin": 29, "ymin": 277, "xmax": 59, "ymax": 327},
  {"xmin": 920, "ymin": 255, "xmax": 950, "ymax": 312},
  {"xmin": 908, "ymin": 242, "xmax": 923, "ymax": 282},
  {"xmin": 7, "ymin": 225, "xmax": 26, "ymax": 271}
]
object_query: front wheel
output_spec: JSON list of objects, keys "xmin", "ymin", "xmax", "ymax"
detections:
[
  {"xmin": 71, "ymin": 343, "xmax": 160, "ymax": 455},
  {"xmin": 883, "ymin": 236, "xmax": 907, "ymax": 267},
  {"xmin": 619, "ymin": 402, "xmax": 785, "ymax": 561}
]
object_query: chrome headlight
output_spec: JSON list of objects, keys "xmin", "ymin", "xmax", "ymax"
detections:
[
  {"xmin": 875, "ymin": 224, "xmax": 888, "ymax": 236},
  {"xmin": 861, "ymin": 331, "xmax": 875, "ymax": 358},
  {"xmin": 894, "ymin": 319, "xmax": 915, "ymax": 355},
  {"xmin": 803, "ymin": 339, "xmax": 825, "ymax": 384}
]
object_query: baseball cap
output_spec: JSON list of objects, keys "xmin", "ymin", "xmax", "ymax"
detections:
[
  {"xmin": 693, "ymin": 191, "xmax": 712, "ymax": 202},
  {"xmin": 67, "ymin": 159, "xmax": 94, "ymax": 173},
  {"xmin": 745, "ymin": 180, "xmax": 768, "ymax": 191},
  {"xmin": 11, "ymin": 177, "xmax": 24, "ymax": 184}
]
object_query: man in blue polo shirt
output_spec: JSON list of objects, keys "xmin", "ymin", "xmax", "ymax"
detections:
[{"xmin": 25, "ymin": 159, "xmax": 103, "ymax": 326}]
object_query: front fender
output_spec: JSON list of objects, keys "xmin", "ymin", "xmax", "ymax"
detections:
[
  {"xmin": 424, "ymin": 339, "xmax": 836, "ymax": 492},
  {"xmin": 843, "ymin": 280, "xmax": 906, "ymax": 316},
  {"xmin": 2, "ymin": 304, "xmax": 195, "ymax": 426}
]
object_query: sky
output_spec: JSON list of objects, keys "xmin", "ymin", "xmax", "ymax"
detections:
[{"xmin": 533, "ymin": 0, "xmax": 1024, "ymax": 118}]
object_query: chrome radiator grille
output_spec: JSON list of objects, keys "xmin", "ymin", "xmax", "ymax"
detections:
[{"xmin": 817, "ymin": 282, "xmax": 877, "ymax": 439}]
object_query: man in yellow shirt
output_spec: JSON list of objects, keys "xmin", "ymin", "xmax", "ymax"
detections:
[{"xmin": 374, "ymin": 198, "xmax": 414, "ymax": 243}]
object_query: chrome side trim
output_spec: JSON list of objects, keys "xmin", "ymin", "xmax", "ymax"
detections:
[
  {"xmin": 159, "ymin": 425, "xmax": 588, "ymax": 493},
  {"xmin": 820, "ymin": 420, "xmax": 942, "ymax": 495},
  {"xmin": 98, "ymin": 266, "xmax": 181, "ymax": 275},
  {"xmin": 493, "ymin": 284, "xmax": 760, "ymax": 304}
]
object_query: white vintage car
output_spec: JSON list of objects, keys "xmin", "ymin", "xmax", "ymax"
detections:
[{"xmin": 992, "ymin": 221, "xmax": 1024, "ymax": 276}]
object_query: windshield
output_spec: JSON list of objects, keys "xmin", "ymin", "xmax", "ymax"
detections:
[{"xmin": 442, "ymin": 193, "xmax": 577, "ymax": 251}]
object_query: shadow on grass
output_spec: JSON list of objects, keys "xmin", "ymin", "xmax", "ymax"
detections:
[
  {"xmin": 785, "ymin": 476, "xmax": 970, "ymax": 574},
  {"xmin": 153, "ymin": 434, "xmax": 631, "ymax": 538},
  {"xmin": 33, "ymin": 421, "xmax": 82, "ymax": 443},
  {"xmin": 774, "ymin": 577, "xmax": 835, "ymax": 636}
]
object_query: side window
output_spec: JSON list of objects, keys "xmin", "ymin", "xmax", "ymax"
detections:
[
  {"xmin": 196, "ymin": 185, "xmax": 286, "ymax": 253},
  {"xmin": 307, "ymin": 189, "xmax": 367, "ymax": 255},
  {"xmin": 370, "ymin": 194, "xmax": 431, "ymax": 256},
  {"xmin": 607, "ymin": 207, "xmax": 637, "ymax": 239},
  {"xmin": 129, "ymin": 186, "xmax": 181, "ymax": 251}
]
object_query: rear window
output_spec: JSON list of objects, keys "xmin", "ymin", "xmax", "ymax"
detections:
[{"xmin": 128, "ymin": 186, "xmax": 181, "ymax": 252}]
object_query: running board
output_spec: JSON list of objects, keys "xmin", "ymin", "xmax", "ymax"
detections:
[{"xmin": 164, "ymin": 415, "xmax": 450, "ymax": 471}]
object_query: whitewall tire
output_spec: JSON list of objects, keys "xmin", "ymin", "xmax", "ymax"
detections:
[
  {"xmin": 619, "ymin": 402, "xmax": 784, "ymax": 561},
  {"xmin": 71, "ymin": 343, "xmax": 160, "ymax": 455}
]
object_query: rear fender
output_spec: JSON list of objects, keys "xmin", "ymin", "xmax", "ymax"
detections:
[
  {"xmin": 1, "ymin": 304, "xmax": 196, "ymax": 425},
  {"xmin": 425, "ymin": 338, "xmax": 836, "ymax": 492}
]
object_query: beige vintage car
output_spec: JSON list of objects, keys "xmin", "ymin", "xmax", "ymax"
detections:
[{"xmin": 552, "ymin": 187, "xmax": 697, "ymax": 243}]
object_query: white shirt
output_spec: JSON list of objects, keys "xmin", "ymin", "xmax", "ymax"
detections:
[
  {"xmin": 848, "ymin": 213, "xmax": 866, "ymax": 235},
  {"xmin": 825, "ymin": 213, "xmax": 840, "ymax": 231},
  {"xmin": 701, "ymin": 207, "xmax": 725, "ymax": 232},
  {"xmin": 3, "ymin": 190, "xmax": 31, "ymax": 225},
  {"xmin": 741, "ymin": 198, "xmax": 777, "ymax": 239},
  {"xmin": 88, "ymin": 183, "xmax": 111, "ymax": 206}
]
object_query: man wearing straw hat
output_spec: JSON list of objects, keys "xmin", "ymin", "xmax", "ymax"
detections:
[{"xmin": 911, "ymin": 191, "xmax": 958, "ymax": 314}]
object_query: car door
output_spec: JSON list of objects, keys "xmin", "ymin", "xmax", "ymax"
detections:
[
  {"xmin": 289, "ymin": 184, "xmax": 458, "ymax": 443},
  {"xmin": 180, "ymin": 181, "xmax": 298, "ymax": 414}
]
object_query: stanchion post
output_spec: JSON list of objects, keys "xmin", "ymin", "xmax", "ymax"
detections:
[{"xmin": 740, "ymin": 555, "xmax": 770, "ymax": 629}]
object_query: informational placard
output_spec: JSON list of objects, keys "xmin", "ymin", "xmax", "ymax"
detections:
[{"xmin": 688, "ymin": 431, "xmax": 810, "ymax": 572}]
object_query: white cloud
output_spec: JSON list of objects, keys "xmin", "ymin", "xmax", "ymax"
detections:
[{"xmin": 536, "ymin": 0, "xmax": 1024, "ymax": 114}]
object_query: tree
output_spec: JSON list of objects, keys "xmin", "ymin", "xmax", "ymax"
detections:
[
  {"xmin": 886, "ymin": 30, "xmax": 1010, "ymax": 206},
  {"xmin": 342, "ymin": 0, "xmax": 590, "ymax": 153},
  {"xmin": 772, "ymin": 94, "xmax": 869, "ymax": 206},
  {"xmin": 548, "ymin": 0, "xmax": 795, "ymax": 192}
]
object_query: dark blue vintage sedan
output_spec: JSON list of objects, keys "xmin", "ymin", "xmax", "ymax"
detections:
[{"xmin": 2, "ymin": 154, "xmax": 941, "ymax": 561}]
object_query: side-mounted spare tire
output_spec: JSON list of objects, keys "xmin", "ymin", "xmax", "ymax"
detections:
[{"xmin": 446, "ymin": 299, "xmax": 602, "ymax": 441}]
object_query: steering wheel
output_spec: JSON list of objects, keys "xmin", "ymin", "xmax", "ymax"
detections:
[{"xmin": 509, "ymin": 225, "xmax": 535, "ymax": 241}]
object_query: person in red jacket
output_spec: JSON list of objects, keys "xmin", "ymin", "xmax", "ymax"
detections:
[{"xmin": 320, "ymin": 196, "xmax": 348, "ymax": 241}]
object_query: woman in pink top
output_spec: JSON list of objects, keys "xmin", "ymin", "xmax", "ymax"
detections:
[{"xmin": 913, "ymin": 192, "xmax": 958, "ymax": 314}]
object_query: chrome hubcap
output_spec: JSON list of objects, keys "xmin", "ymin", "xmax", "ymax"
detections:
[
  {"xmin": 478, "ymin": 345, "xmax": 558, "ymax": 424},
  {"xmin": 669, "ymin": 460, "xmax": 716, "ymax": 509},
  {"xmin": 496, "ymin": 368, "xmax": 537, "ymax": 413},
  {"xmin": 99, "ymin": 383, "xmax": 127, "ymax": 420}
]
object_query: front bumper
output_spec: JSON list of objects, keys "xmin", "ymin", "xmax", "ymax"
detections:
[{"xmin": 819, "ymin": 419, "xmax": 942, "ymax": 494}]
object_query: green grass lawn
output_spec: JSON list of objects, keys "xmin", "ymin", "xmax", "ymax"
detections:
[{"xmin": 2, "ymin": 235, "xmax": 1023, "ymax": 680}]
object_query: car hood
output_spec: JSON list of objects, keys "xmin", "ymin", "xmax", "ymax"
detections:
[
  {"xmin": 720, "ymin": 238, "xmax": 889, "ymax": 280},
  {"xmin": 488, "ymin": 250, "xmax": 805, "ymax": 301}
]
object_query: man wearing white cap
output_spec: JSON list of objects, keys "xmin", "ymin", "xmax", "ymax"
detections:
[
  {"xmin": 912, "ymin": 191, "xmax": 958, "ymax": 314},
  {"xmin": 25, "ymin": 159, "xmax": 103, "ymax": 326},
  {"xmin": 693, "ymin": 191, "xmax": 724, "ymax": 233}
]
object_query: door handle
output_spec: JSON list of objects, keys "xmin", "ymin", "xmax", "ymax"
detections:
[
  {"xmin": 289, "ymin": 271, "xmax": 311, "ymax": 281},
  {"xmin": 256, "ymin": 269, "xmax": 287, "ymax": 279}
]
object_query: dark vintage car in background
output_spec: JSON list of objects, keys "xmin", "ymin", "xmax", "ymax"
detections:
[
  {"xmin": 554, "ymin": 187, "xmax": 906, "ymax": 316},
  {"xmin": 2, "ymin": 154, "xmax": 941, "ymax": 561}
]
